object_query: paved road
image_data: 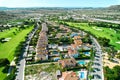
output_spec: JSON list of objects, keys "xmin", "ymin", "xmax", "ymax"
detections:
[
  {"xmin": 85, "ymin": 17, "xmax": 120, "ymax": 24},
  {"xmin": 15, "ymin": 23, "xmax": 39, "ymax": 80},
  {"xmin": 91, "ymin": 18, "xmax": 120, "ymax": 24},
  {"xmin": 90, "ymin": 36, "xmax": 104, "ymax": 80}
]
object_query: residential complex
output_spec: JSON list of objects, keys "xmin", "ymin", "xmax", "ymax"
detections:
[
  {"xmin": 35, "ymin": 23, "xmax": 48, "ymax": 61},
  {"xmin": 25, "ymin": 22, "xmax": 103, "ymax": 80},
  {"xmin": 1, "ymin": 1, "xmax": 120, "ymax": 80}
]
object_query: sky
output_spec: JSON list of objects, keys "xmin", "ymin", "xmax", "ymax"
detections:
[{"xmin": 0, "ymin": 0, "xmax": 120, "ymax": 8}]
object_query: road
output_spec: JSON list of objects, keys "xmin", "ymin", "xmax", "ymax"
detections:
[
  {"xmin": 15, "ymin": 23, "xmax": 39, "ymax": 80},
  {"xmin": 91, "ymin": 18, "xmax": 120, "ymax": 24},
  {"xmin": 90, "ymin": 36, "xmax": 104, "ymax": 80},
  {"xmin": 84, "ymin": 17, "xmax": 120, "ymax": 24}
]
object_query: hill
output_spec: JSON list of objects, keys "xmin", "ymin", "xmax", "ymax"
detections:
[{"xmin": 108, "ymin": 5, "xmax": 120, "ymax": 11}]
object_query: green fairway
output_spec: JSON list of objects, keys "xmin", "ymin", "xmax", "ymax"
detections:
[
  {"xmin": 0, "ymin": 28, "xmax": 18, "ymax": 38},
  {"xmin": 66, "ymin": 22, "xmax": 120, "ymax": 50},
  {"xmin": 0, "ymin": 26, "xmax": 34, "ymax": 80}
]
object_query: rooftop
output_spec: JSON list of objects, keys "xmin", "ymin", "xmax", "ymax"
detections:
[{"xmin": 59, "ymin": 71, "xmax": 79, "ymax": 80}]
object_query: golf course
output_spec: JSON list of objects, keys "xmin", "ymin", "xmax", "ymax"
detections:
[
  {"xmin": 66, "ymin": 22, "xmax": 120, "ymax": 50},
  {"xmin": 0, "ymin": 26, "xmax": 34, "ymax": 80}
]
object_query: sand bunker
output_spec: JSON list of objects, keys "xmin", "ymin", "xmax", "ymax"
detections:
[
  {"xmin": 116, "ymin": 42, "xmax": 120, "ymax": 44},
  {"xmin": 92, "ymin": 27, "xmax": 102, "ymax": 31}
]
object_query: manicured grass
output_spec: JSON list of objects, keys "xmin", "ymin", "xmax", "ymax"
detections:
[
  {"xmin": 66, "ymin": 22, "xmax": 120, "ymax": 50},
  {"xmin": 0, "ymin": 26, "xmax": 34, "ymax": 80},
  {"xmin": 0, "ymin": 28, "xmax": 18, "ymax": 38}
]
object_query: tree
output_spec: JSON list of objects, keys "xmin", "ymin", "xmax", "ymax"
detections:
[
  {"xmin": 13, "ymin": 32, "xmax": 16, "ymax": 35},
  {"xmin": 98, "ymin": 37, "xmax": 110, "ymax": 47},
  {"xmin": 4, "ymin": 73, "xmax": 16, "ymax": 80},
  {"xmin": 0, "ymin": 58, "xmax": 10, "ymax": 67},
  {"xmin": 104, "ymin": 66, "xmax": 120, "ymax": 80}
]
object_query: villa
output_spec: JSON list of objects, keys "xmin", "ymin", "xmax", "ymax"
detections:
[
  {"xmin": 66, "ymin": 35, "xmax": 83, "ymax": 58},
  {"xmin": 71, "ymin": 44, "xmax": 78, "ymax": 50},
  {"xmin": 73, "ymin": 35, "xmax": 81, "ymax": 40},
  {"xmin": 56, "ymin": 33, "xmax": 68, "ymax": 38},
  {"xmin": 35, "ymin": 50, "xmax": 48, "ymax": 61},
  {"xmin": 71, "ymin": 35, "xmax": 83, "ymax": 47},
  {"xmin": 59, "ymin": 25, "xmax": 71, "ymax": 33},
  {"xmin": 59, "ymin": 71, "xmax": 79, "ymax": 80},
  {"xmin": 58, "ymin": 58, "xmax": 77, "ymax": 68},
  {"xmin": 74, "ymin": 39, "xmax": 82, "ymax": 46},
  {"xmin": 68, "ymin": 47, "xmax": 79, "ymax": 58},
  {"xmin": 67, "ymin": 35, "xmax": 82, "ymax": 58}
]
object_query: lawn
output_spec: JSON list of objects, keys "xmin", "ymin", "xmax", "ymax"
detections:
[
  {"xmin": 66, "ymin": 22, "xmax": 120, "ymax": 50},
  {"xmin": 0, "ymin": 26, "xmax": 34, "ymax": 80}
]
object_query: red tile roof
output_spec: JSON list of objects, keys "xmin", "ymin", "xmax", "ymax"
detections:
[
  {"xmin": 36, "ymin": 23, "xmax": 48, "ymax": 59},
  {"xmin": 59, "ymin": 71, "xmax": 79, "ymax": 80},
  {"xmin": 68, "ymin": 47, "xmax": 77, "ymax": 55},
  {"xmin": 74, "ymin": 36, "xmax": 81, "ymax": 40},
  {"xmin": 58, "ymin": 58, "xmax": 76, "ymax": 68}
]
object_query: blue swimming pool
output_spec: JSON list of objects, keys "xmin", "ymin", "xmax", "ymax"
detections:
[
  {"xmin": 77, "ymin": 60, "xmax": 86, "ymax": 65},
  {"xmin": 80, "ymin": 72, "xmax": 85, "ymax": 79},
  {"xmin": 52, "ymin": 51, "xmax": 58, "ymax": 54},
  {"xmin": 54, "ymin": 57, "xmax": 60, "ymax": 61},
  {"xmin": 83, "ymin": 52, "xmax": 90, "ymax": 55}
]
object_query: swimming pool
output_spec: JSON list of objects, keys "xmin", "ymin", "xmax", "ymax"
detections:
[
  {"xmin": 78, "ymin": 71, "xmax": 87, "ymax": 80},
  {"xmin": 80, "ymin": 72, "xmax": 85, "ymax": 79},
  {"xmin": 54, "ymin": 57, "xmax": 60, "ymax": 61},
  {"xmin": 77, "ymin": 60, "xmax": 86, "ymax": 65},
  {"xmin": 52, "ymin": 51, "xmax": 59, "ymax": 54},
  {"xmin": 84, "ymin": 52, "xmax": 90, "ymax": 55}
]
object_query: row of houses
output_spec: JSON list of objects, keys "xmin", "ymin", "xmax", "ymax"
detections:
[
  {"xmin": 68, "ymin": 35, "xmax": 82, "ymax": 58},
  {"xmin": 57, "ymin": 34, "xmax": 91, "ymax": 80},
  {"xmin": 34, "ymin": 23, "xmax": 91, "ymax": 80},
  {"xmin": 35, "ymin": 23, "xmax": 48, "ymax": 61}
]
